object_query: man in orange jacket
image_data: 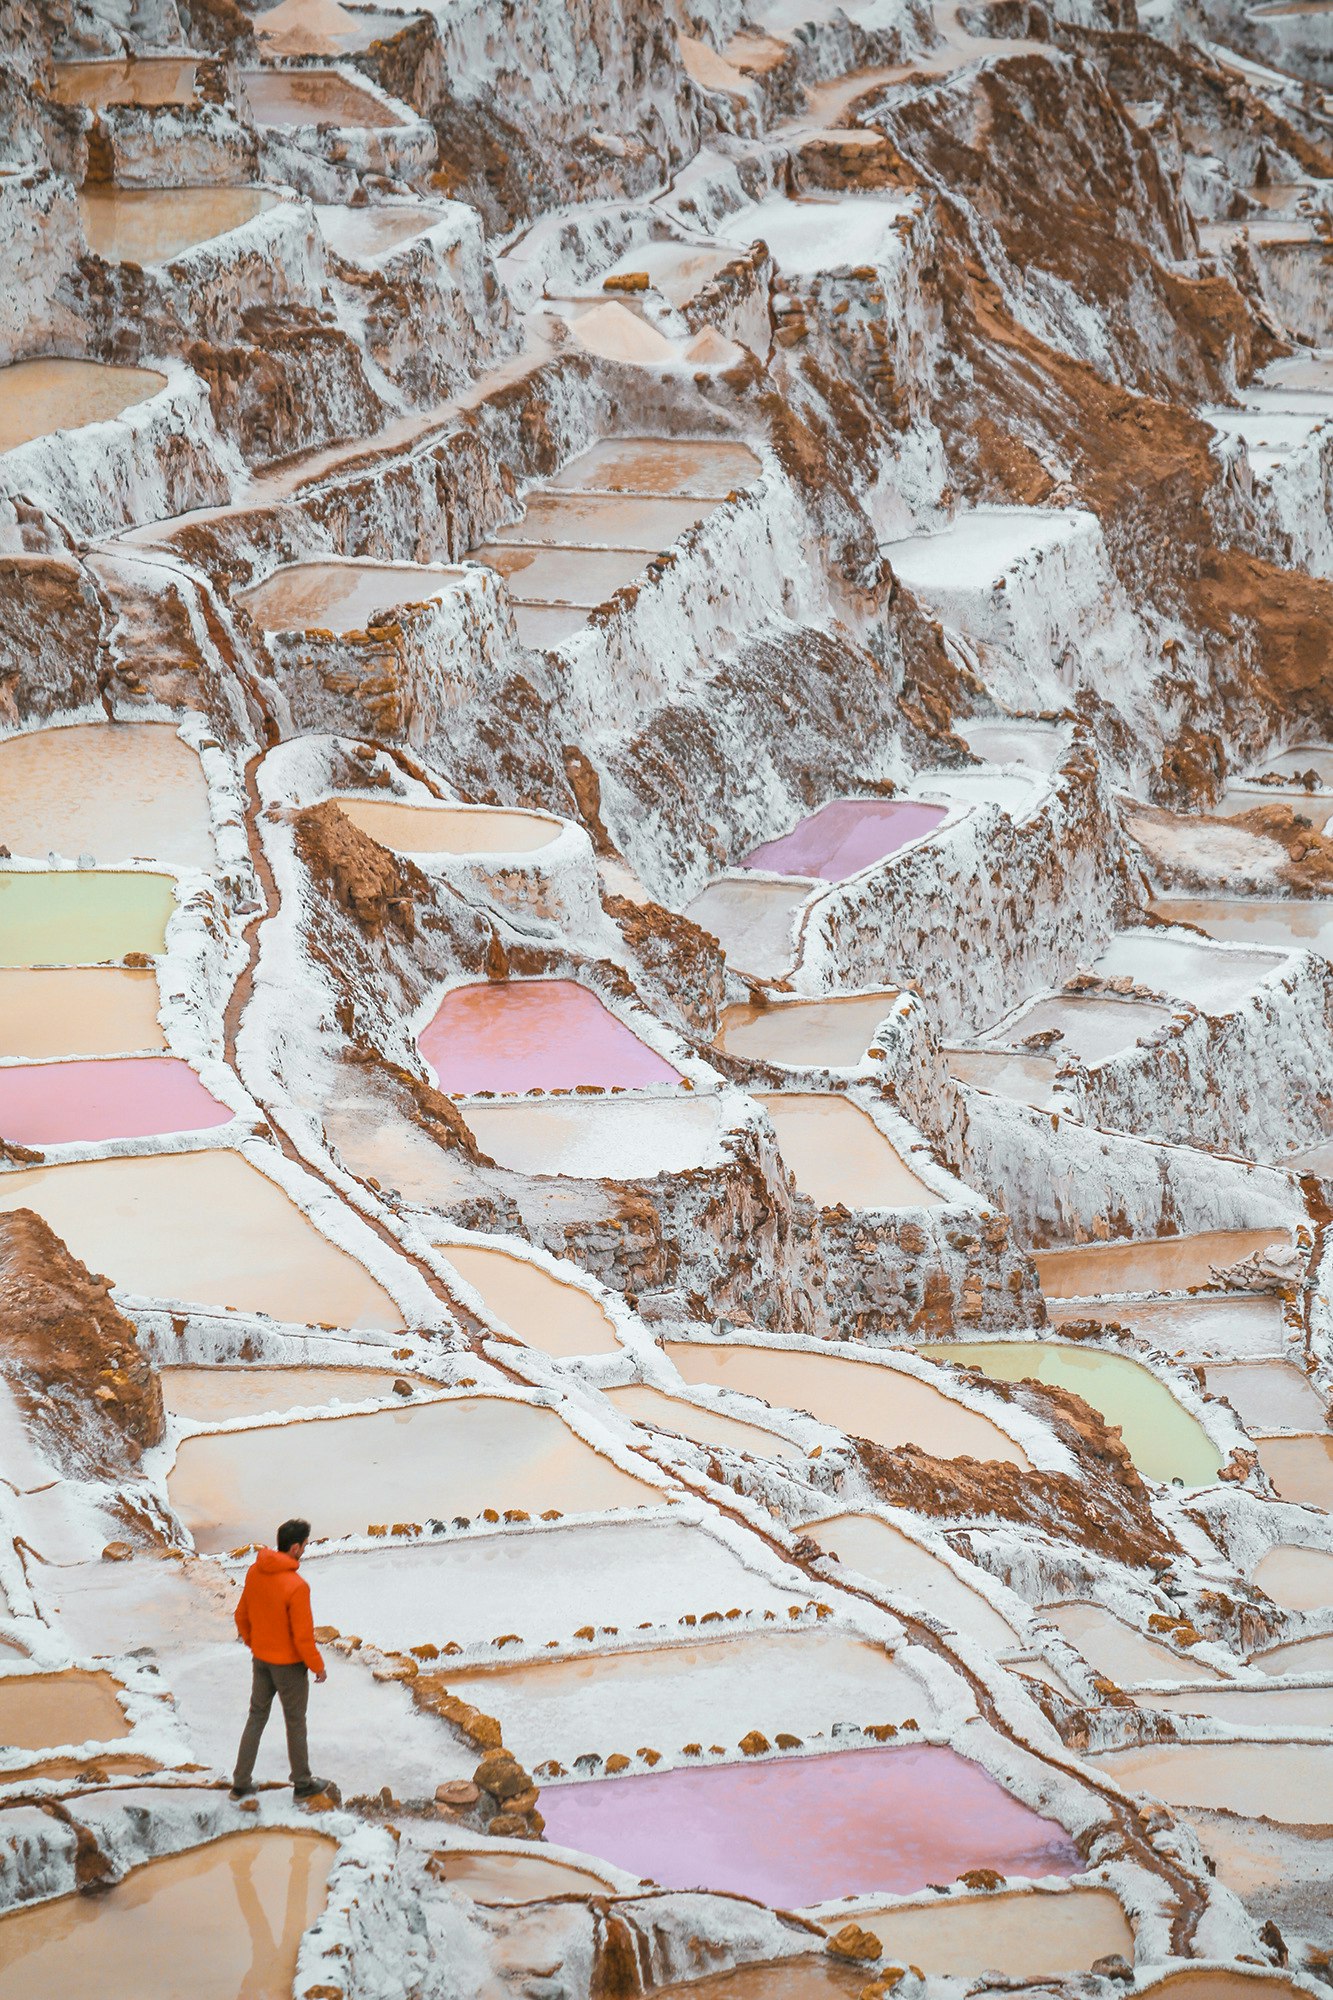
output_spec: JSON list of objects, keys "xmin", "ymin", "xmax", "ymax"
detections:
[{"xmin": 230, "ymin": 1517, "xmax": 333, "ymax": 1800}]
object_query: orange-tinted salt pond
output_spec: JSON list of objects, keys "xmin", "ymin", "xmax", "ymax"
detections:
[
  {"xmin": 0, "ymin": 1669, "xmax": 127, "ymax": 1751},
  {"xmin": 1150, "ymin": 896, "xmax": 1333, "ymax": 960},
  {"xmin": 832, "ymin": 1885, "xmax": 1133, "ymax": 1979},
  {"xmin": 945, "ymin": 1048, "xmax": 1060, "ymax": 1108},
  {"xmin": 336, "ymin": 798, "xmax": 561, "ymax": 856},
  {"xmin": 1089, "ymin": 1741, "xmax": 1333, "ymax": 1821},
  {"xmin": 606, "ymin": 1382, "xmax": 805, "ymax": 1459},
  {"xmin": 652, "ymin": 1965, "xmax": 861, "ymax": 2000},
  {"xmin": 980, "ymin": 992, "xmax": 1173, "ymax": 1065},
  {"xmin": 0, "ymin": 871, "xmax": 175, "ymax": 966},
  {"xmin": 50, "ymin": 57, "xmax": 199, "ymax": 107},
  {"xmin": 0, "ymin": 1830, "xmax": 333, "ymax": 2000},
  {"xmin": 429, "ymin": 1849, "xmax": 617, "ymax": 1901},
  {"xmin": 663, "ymin": 1342, "xmax": 1029, "ymax": 1466},
  {"xmin": 0, "ymin": 721, "xmax": 213, "ymax": 867},
  {"xmin": 1206, "ymin": 1361, "xmax": 1326, "ymax": 1431},
  {"xmin": 0, "ymin": 1056, "xmax": 229, "ymax": 1145},
  {"xmin": 539, "ymin": 1744, "xmax": 1079, "ymax": 1903},
  {"xmin": 1044, "ymin": 1601, "xmax": 1221, "ymax": 1685},
  {"xmin": 759, "ymin": 1094, "xmax": 943, "ymax": 1210},
  {"xmin": 161, "ymin": 1366, "xmax": 414, "ymax": 1421},
  {"xmin": 1034, "ymin": 1229, "xmax": 1288, "ymax": 1298},
  {"xmin": 496, "ymin": 491, "xmax": 716, "ymax": 549},
  {"xmin": 742, "ymin": 798, "xmax": 948, "ymax": 880},
  {"xmin": 0, "ymin": 359, "xmax": 167, "ymax": 455},
  {"xmin": 1136, "ymin": 1975, "xmax": 1311, "ymax": 2000},
  {"xmin": 470, "ymin": 541, "xmax": 647, "ymax": 605},
  {"xmin": 0, "ymin": 968, "xmax": 164, "ymax": 1058},
  {"xmin": 437, "ymin": 1242, "xmax": 619, "ymax": 1355},
  {"xmin": 0, "ymin": 1151, "xmax": 403, "ymax": 1329},
  {"xmin": 420, "ymin": 979, "xmax": 681, "ymax": 1094},
  {"xmin": 79, "ymin": 187, "xmax": 281, "ymax": 265},
  {"xmin": 1251, "ymin": 1543, "xmax": 1333, "ymax": 1610},
  {"xmin": 240, "ymin": 67, "xmax": 407, "ymax": 127},
  {"xmin": 236, "ymin": 559, "xmax": 462, "ymax": 632},
  {"xmin": 681, "ymin": 877, "xmax": 808, "ymax": 978},
  {"xmin": 551, "ymin": 437, "xmax": 761, "ymax": 497},
  {"xmin": 169, "ymin": 1395, "xmax": 656, "ymax": 1550},
  {"xmin": 807, "ymin": 1511, "xmax": 1018, "ymax": 1649},
  {"xmin": 715, "ymin": 993, "xmax": 895, "ymax": 1068},
  {"xmin": 1259, "ymin": 1434, "xmax": 1333, "ymax": 1508}
]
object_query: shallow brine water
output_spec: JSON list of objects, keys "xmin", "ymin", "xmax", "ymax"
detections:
[
  {"xmin": 681, "ymin": 877, "xmax": 808, "ymax": 978},
  {"xmin": 1034, "ymin": 1229, "xmax": 1288, "ymax": 1298},
  {"xmin": 1254, "ymin": 1633, "xmax": 1333, "ymax": 1677},
  {"xmin": 1049, "ymin": 1292, "xmax": 1289, "ymax": 1362},
  {"xmin": 1044, "ymin": 1601, "xmax": 1221, "ymax": 1685},
  {"xmin": 236, "ymin": 559, "xmax": 463, "ymax": 632},
  {"xmin": 758, "ymin": 1093, "xmax": 943, "ymax": 1210},
  {"xmin": 240, "ymin": 67, "xmax": 407, "ymax": 127},
  {"xmin": 0, "ymin": 722, "xmax": 213, "ymax": 868},
  {"xmin": 1206, "ymin": 1360, "xmax": 1327, "ymax": 1432},
  {"xmin": 0, "ymin": 359, "xmax": 167, "ymax": 454},
  {"xmin": 0, "ymin": 870, "xmax": 175, "ymax": 966},
  {"xmin": 1250, "ymin": 1543, "xmax": 1333, "ymax": 1611},
  {"xmin": 335, "ymin": 799, "xmax": 560, "ymax": 856},
  {"xmin": 0, "ymin": 1668, "xmax": 128, "ymax": 1751},
  {"xmin": 741, "ymin": 798, "xmax": 947, "ymax": 881},
  {"xmin": 1144, "ymin": 1684, "xmax": 1333, "ymax": 1728},
  {"xmin": 0, "ymin": 1056, "xmax": 230, "ymax": 1146},
  {"xmin": 170, "ymin": 1394, "xmax": 657, "ymax": 1551},
  {"xmin": 438, "ymin": 1243, "xmax": 620, "ymax": 1355},
  {"xmin": 461, "ymin": 1093, "xmax": 724, "ymax": 1178},
  {"xmin": 806, "ymin": 1511, "xmax": 1018, "ymax": 1650},
  {"xmin": 840, "ymin": 1885, "xmax": 1133, "ymax": 1979},
  {"xmin": 539, "ymin": 1743, "xmax": 1079, "ymax": 1904},
  {"xmin": 471, "ymin": 542, "xmax": 647, "ymax": 605},
  {"xmin": 925, "ymin": 1340, "xmax": 1221, "ymax": 1483},
  {"xmin": 428, "ymin": 1849, "xmax": 617, "ymax": 1902},
  {"xmin": 79, "ymin": 187, "xmax": 280, "ymax": 265},
  {"xmin": 50, "ymin": 57, "xmax": 198, "ymax": 106},
  {"xmin": 715, "ymin": 993, "xmax": 895, "ymax": 1068},
  {"xmin": 551, "ymin": 437, "xmax": 761, "ymax": 497},
  {"xmin": 980, "ymin": 992, "xmax": 1173, "ymax": 1067},
  {"xmin": 160, "ymin": 1366, "xmax": 414, "ymax": 1422},
  {"xmin": 1089, "ymin": 1741, "xmax": 1333, "ymax": 1820},
  {"xmin": 495, "ymin": 490, "xmax": 717, "ymax": 549},
  {"xmin": 663, "ymin": 1342, "xmax": 1029, "ymax": 1466},
  {"xmin": 945, "ymin": 1048, "xmax": 1060, "ymax": 1108},
  {"xmin": 1258, "ymin": 1434, "xmax": 1333, "ymax": 1509},
  {"xmin": 1150, "ymin": 896, "xmax": 1333, "ymax": 961},
  {"xmin": 606, "ymin": 1382, "xmax": 806, "ymax": 1460},
  {"xmin": 0, "ymin": 967, "xmax": 164, "ymax": 1058},
  {"xmin": 1094, "ymin": 929, "xmax": 1288, "ymax": 1010},
  {"xmin": 420, "ymin": 979, "xmax": 681, "ymax": 1094},
  {"xmin": 315, "ymin": 203, "xmax": 446, "ymax": 258},
  {"xmin": 0, "ymin": 1151, "xmax": 403, "ymax": 1330},
  {"xmin": 0, "ymin": 1830, "xmax": 333, "ymax": 2000}
]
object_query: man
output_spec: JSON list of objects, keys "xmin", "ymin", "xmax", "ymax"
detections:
[{"xmin": 230, "ymin": 1517, "xmax": 334, "ymax": 1801}]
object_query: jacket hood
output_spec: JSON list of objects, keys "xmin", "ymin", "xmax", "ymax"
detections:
[{"xmin": 253, "ymin": 1547, "xmax": 299, "ymax": 1574}]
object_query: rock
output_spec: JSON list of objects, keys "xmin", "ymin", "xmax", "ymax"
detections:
[
  {"xmin": 473, "ymin": 1751, "xmax": 531, "ymax": 1800},
  {"xmin": 435, "ymin": 1780, "xmax": 480, "ymax": 1807},
  {"xmin": 828, "ymin": 1923, "xmax": 882, "ymax": 1961},
  {"xmin": 101, "ymin": 1540, "xmax": 133, "ymax": 1562},
  {"xmin": 738, "ymin": 1730, "xmax": 771, "ymax": 1756},
  {"xmin": 956, "ymin": 1867, "xmax": 1004, "ymax": 1890},
  {"xmin": 487, "ymin": 1811, "xmax": 530, "ymax": 1838},
  {"xmin": 1091, "ymin": 1957, "xmax": 1133, "ymax": 1981},
  {"xmin": 392, "ymin": 1378, "xmax": 414, "ymax": 1397}
]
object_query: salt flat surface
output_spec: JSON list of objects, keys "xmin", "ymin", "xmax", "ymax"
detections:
[
  {"xmin": 160, "ymin": 1366, "xmax": 411, "ymax": 1422},
  {"xmin": 462, "ymin": 1092, "xmax": 728, "ymax": 1177},
  {"xmin": 597, "ymin": 240, "xmax": 735, "ymax": 306},
  {"xmin": 237, "ymin": 560, "xmax": 462, "ymax": 633},
  {"xmin": 302, "ymin": 1518, "xmax": 804, "ymax": 1650},
  {"xmin": 915, "ymin": 768, "xmax": 1042, "ymax": 817},
  {"xmin": 807, "ymin": 1512, "xmax": 1018, "ymax": 1650},
  {"xmin": 884, "ymin": 508, "xmax": 1083, "ymax": 589},
  {"xmin": 681, "ymin": 877, "xmax": 808, "ymax": 977},
  {"xmin": 981, "ymin": 993, "xmax": 1172, "ymax": 1066},
  {"xmin": 1049, "ymin": 1292, "xmax": 1290, "ymax": 1360},
  {"xmin": 1205, "ymin": 1361, "xmax": 1327, "ymax": 1432},
  {"xmin": 957, "ymin": 720, "xmax": 1069, "ymax": 771},
  {"xmin": 1094, "ymin": 930, "xmax": 1288, "ymax": 1009},
  {"xmin": 715, "ymin": 193, "xmax": 913, "ymax": 274}
]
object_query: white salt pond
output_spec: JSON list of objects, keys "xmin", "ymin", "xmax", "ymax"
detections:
[
  {"xmin": 884, "ymin": 506, "xmax": 1085, "ymax": 593},
  {"xmin": 945, "ymin": 1048, "xmax": 1060, "ymax": 1108},
  {"xmin": 714, "ymin": 993, "xmax": 895, "ymax": 1068},
  {"xmin": 662, "ymin": 1342, "xmax": 1030, "ymax": 1467},
  {"xmin": 0, "ymin": 1830, "xmax": 334, "ymax": 2000},
  {"xmin": 758, "ymin": 1093, "xmax": 943, "ymax": 1210},
  {"xmin": 714, "ymin": 192, "xmax": 914, "ymax": 275},
  {"xmin": 594, "ymin": 240, "xmax": 735, "ymax": 307},
  {"xmin": 169, "ymin": 1395, "xmax": 658, "ymax": 1551},
  {"xmin": 979, "ymin": 992, "xmax": 1173, "ymax": 1066},
  {"xmin": 1144, "ymin": 1684, "xmax": 1333, "ymax": 1728},
  {"xmin": 236, "ymin": 559, "xmax": 463, "ymax": 632},
  {"xmin": 1050, "ymin": 1292, "xmax": 1290, "ymax": 1362},
  {"xmin": 1034, "ymin": 1229, "xmax": 1288, "ymax": 1299},
  {"xmin": 462, "ymin": 1094, "xmax": 728, "ymax": 1178},
  {"xmin": 0, "ymin": 722, "xmax": 214, "ymax": 868},
  {"xmin": 1150, "ymin": 896, "xmax": 1333, "ymax": 961},
  {"xmin": 605, "ymin": 1383, "xmax": 806, "ymax": 1460},
  {"xmin": 315, "ymin": 203, "xmax": 446, "ymax": 259},
  {"xmin": 160, "ymin": 1367, "xmax": 416, "ymax": 1422},
  {"xmin": 334, "ymin": 798, "xmax": 561, "ymax": 856},
  {"xmin": 957, "ymin": 719, "xmax": 1070, "ymax": 771},
  {"xmin": 681, "ymin": 877, "xmax": 808, "ymax": 978},
  {"xmin": 436, "ymin": 1242, "xmax": 620, "ymax": 1355},
  {"xmin": 0, "ymin": 967, "xmax": 165, "ymax": 1059},
  {"xmin": 79, "ymin": 187, "xmax": 281, "ymax": 265},
  {"xmin": 1044, "ymin": 1601, "xmax": 1221, "ymax": 1685},
  {"xmin": 807, "ymin": 1511, "xmax": 1018, "ymax": 1650},
  {"xmin": 428, "ymin": 1848, "xmax": 617, "ymax": 1902},
  {"xmin": 0, "ymin": 1152, "xmax": 404, "ymax": 1331},
  {"xmin": 1251, "ymin": 1543, "xmax": 1333, "ymax": 1610},
  {"xmin": 1259, "ymin": 1434, "xmax": 1333, "ymax": 1509},
  {"xmin": 1094, "ymin": 930, "xmax": 1289, "ymax": 1009},
  {"xmin": 303, "ymin": 1517, "xmax": 803, "ymax": 1651},
  {"xmin": 435, "ymin": 1626, "xmax": 933, "ymax": 1766},
  {"xmin": 0, "ymin": 1668, "xmax": 128, "ymax": 1751},
  {"xmin": 1205, "ymin": 1361, "xmax": 1327, "ymax": 1432},
  {"xmin": 832, "ymin": 1885, "xmax": 1133, "ymax": 1980},
  {"xmin": 0, "ymin": 359, "xmax": 167, "ymax": 455},
  {"xmin": 1088, "ymin": 1741, "xmax": 1333, "ymax": 1821}
]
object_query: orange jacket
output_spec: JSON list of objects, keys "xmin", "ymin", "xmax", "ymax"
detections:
[{"xmin": 235, "ymin": 1548, "xmax": 324, "ymax": 1674}]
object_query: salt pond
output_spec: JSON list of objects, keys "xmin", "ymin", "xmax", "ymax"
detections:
[
  {"xmin": 1251, "ymin": 1543, "xmax": 1333, "ymax": 1611},
  {"xmin": 0, "ymin": 1668, "xmax": 128, "ymax": 1752},
  {"xmin": 606, "ymin": 1383, "xmax": 806, "ymax": 1460},
  {"xmin": 979, "ymin": 992, "xmax": 1173, "ymax": 1066},
  {"xmin": 759, "ymin": 1092, "xmax": 942, "ymax": 1210},
  {"xmin": 539, "ymin": 1743, "xmax": 1079, "ymax": 1904},
  {"xmin": 1049, "ymin": 1293, "xmax": 1289, "ymax": 1363},
  {"xmin": 428, "ymin": 1849, "xmax": 617, "ymax": 1902},
  {"xmin": 336, "ymin": 799, "xmax": 560, "ymax": 856},
  {"xmin": 461, "ymin": 1093, "xmax": 725, "ymax": 1178},
  {"xmin": 715, "ymin": 993, "xmax": 895, "ymax": 1068},
  {"xmin": 240, "ymin": 67, "xmax": 408, "ymax": 127},
  {"xmin": 807, "ymin": 1511, "xmax": 1018, "ymax": 1650},
  {"xmin": 1150, "ymin": 896, "xmax": 1333, "ymax": 961},
  {"xmin": 420, "ymin": 979, "xmax": 680, "ymax": 1094},
  {"xmin": 315, "ymin": 203, "xmax": 446, "ymax": 259},
  {"xmin": 50, "ymin": 57, "xmax": 199, "ymax": 106},
  {"xmin": 839, "ymin": 1885, "xmax": 1133, "ymax": 1979},
  {"xmin": 1205, "ymin": 1361, "xmax": 1327, "ymax": 1432},
  {"xmin": 160, "ymin": 1366, "xmax": 413, "ymax": 1422},
  {"xmin": 1254, "ymin": 1634, "xmax": 1333, "ymax": 1676},
  {"xmin": 1034, "ymin": 1229, "xmax": 1288, "ymax": 1298},
  {"xmin": 495, "ymin": 491, "xmax": 716, "ymax": 549},
  {"xmin": 945, "ymin": 1048, "xmax": 1060, "ymax": 1107},
  {"xmin": 170, "ymin": 1395, "xmax": 657, "ymax": 1550},
  {"xmin": 1145, "ymin": 1684, "xmax": 1333, "ymax": 1728},
  {"xmin": 79, "ymin": 187, "xmax": 281, "ymax": 265},
  {"xmin": 741, "ymin": 798, "xmax": 947, "ymax": 881},
  {"xmin": 437, "ymin": 1243, "xmax": 620, "ymax": 1355},
  {"xmin": 1258, "ymin": 1434, "xmax": 1333, "ymax": 1509},
  {"xmin": 1094, "ymin": 930, "xmax": 1287, "ymax": 1011},
  {"xmin": 237, "ymin": 559, "xmax": 462, "ymax": 633},
  {"xmin": 1088, "ymin": 1741, "xmax": 1333, "ymax": 1821},
  {"xmin": 0, "ymin": 967, "xmax": 164, "ymax": 1059},
  {"xmin": 0, "ymin": 1056, "xmax": 230, "ymax": 1146},
  {"xmin": 0, "ymin": 870, "xmax": 175, "ymax": 966},
  {"xmin": 680, "ymin": 877, "xmax": 808, "ymax": 978},
  {"xmin": 0, "ymin": 359, "xmax": 167, "ymax": 455},
  {"xmin": 551, "ymin": 436, "xmax": 761, "ymax": 497},
  {"xmin": 663, "ymin": 1342, "xmax": 1030, "ymax": 1466},
  {"xmin": 1044, "ymin": 1601, "xmax": 1221, "ymax": 1685},
  {"xmin": 925, "ymin": 1339, "xmax": 1221, "ymax": 1483}
]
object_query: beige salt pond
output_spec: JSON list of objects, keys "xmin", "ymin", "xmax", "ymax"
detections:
[
  {"xmin": 237, "ymin": 558, "xmax": 463, "ymax": 632},
  {"xmin": 551, "ymin": 436, "xmax": 761, "ymax": 498},
  {"xmin": 1044, "ymin": 1601, "xmax": 1221, "ymax": 1685},
  {"xmin": 1088, "ymin": 1741, "xmax": 1333, "ymax": 1821},
  {"xmin": 429, "ymin": 1848, "xmax": 617, "ymax": 1902},
  {"xmin": 471, "ymin": 541, "xmax": 648, "ymax": 606},
  {"xmin": 1143, "ymin": 1683, "xmax": 1333, "ymax": 1728},
  {"xmin": 462, "ymin": 1094, "xmax": 727, "ymax": 1179},
  {"xmin": 828, "ymin": 1886, "xmax": 1133, "ymax": 1980},
  {"xmin": 663, "ymin": 1342, "xmax": 1029, "ymax": 1466},
  {"xmin": 1034, "ymin": 1229, "xmax": 1289, "ymax": 1299},
  {"xmin": 759, "ymin": 1093, "xmax": 943, "ymax": 1210},
  {"xmin": 980, "ymin": 991, "xmax": 1173, "ymax": 1066},
  {"xmin": 0, "ymin": 359, "xmax": 167, "ymax": 455},
  {"xmin": 0, "ymin": 1829, "xmax": 333, "ymax": 2000},
  {"xmin": 0, "ymin": 1669, "xmax": 127, "ymax": 1752},
  {"xmin": 50, "ymin": 57, "xmax": 199, "ymax": 107},
  {"xmin": 945, "ymin": 1048, "xmax": 1060, "ymax": 1109},
  {"xmin": 240, "ymin": 67, "xmax": 408, "ymax": 128},
  {"xmin": 316, "ymin": 203, "xmax": 447, "ymax": 259},
  {"xmin": 79, "ymin": 187, "xmax": 281, "ymax": 265},
  {"xmin": 1259, "ymin": 1434, "xmax": 1333, "ymax": 1509},
  {"xmin": 0, "ymin": 967, "xmax": 164, "ymax": 1059},
  {"xmin": 1206, "ymin": 1360, "xmax": 1326, "ymax": 1432},
  {"xmin": 807, "ymin": 1511, "xmax": 1018, "ymax": 1650},
  {"xmin": 651, "ymin": 1966, "xmax": 862, "ymax": 1999},
  {"xmin": 1255, "ymin": 1633, "xmax": 1333, "ymax": 1676},
  {"xmin": 682, "ymin": 877, "xmax": 808, "ymax": 978},
  {"xmin": 0, "ymin": 722, "xmax": 214, "ymax": 868},
  {"xmin": 714, "ymin": 993, "xmax": 896, "ymax": 1068},
  {"xmin": 160, "ymin": 1366, "xmax": 419, "ymax": 1422},
  {"xmin": 170, "ymin": 1395, "xmax": 658, "ymax": 1550},
  {"xmin": 1150, "ymin": 895, "xmax": 1333, "ymax": 961},
  {"xmin": 494, "ymin": 490, "xmax": 717, "ymax": 549},
  {"xmin": 335, "ymin": 798, "xmax": 561, "ymax": 857},
  {"xmin": 0, "ymin": 1152, "xmax": 404, "ymax": 1330},
  {"xmin": 606, "ymin": 1382, "xmax": 806, "ymax": 1460},
  {"xmin": 1050, "ymin": 1292, "xmax": 1290, "ymax": 1362},
  {"xmin": 1251, "ymin": 1543, "xmax": 1333, "ymax": 1610},
  {"xmin": 436, "ymin": 1242, "xmax": 619, "ymax": 1356}
]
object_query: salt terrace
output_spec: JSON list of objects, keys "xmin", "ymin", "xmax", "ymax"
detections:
[{"xmin": 1, "ymin": 0, "xmax": 1333, "ymax": 1994}]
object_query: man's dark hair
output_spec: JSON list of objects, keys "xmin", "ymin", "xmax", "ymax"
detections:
[{"xmin": 277, "ymin": 1518, "xmax": 311, "ymax": 1553}]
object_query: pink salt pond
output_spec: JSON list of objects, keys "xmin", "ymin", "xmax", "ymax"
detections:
[
  {"xmin": 0, "ymin": 1056, "xmax": 230, "ymax": 1146},
  {"xmin": 539, "ymin": 1745, "xmax": 1079, "ymax": 1906},
  {"xmin": 741, "ymin": 799, "xmax": 948, "ymax": 881},
  {"xmin": 420, "ymin": 979, "xmax": 681, "ymax": 1095}
]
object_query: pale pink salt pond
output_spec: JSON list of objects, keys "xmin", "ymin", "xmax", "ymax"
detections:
[
  {"xmin": 539, "ymin": 1744, "xmax": 1079, "ymax": 1904},
  {"xmin": 420, "ymin": 979, "xmax": 681, "ymax": 1094},
  {"xmin": 0, "ymin": 1056, "xmax": 230, "ymax": 1146},
  {"xmin": 742, "ymin": 798, "xmax": 947, "ymax": 881}
]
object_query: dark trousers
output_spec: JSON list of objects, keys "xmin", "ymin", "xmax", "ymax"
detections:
[{"xmin": 234, "ymin": 1658, "xmax": 311, "ymax": 1788}]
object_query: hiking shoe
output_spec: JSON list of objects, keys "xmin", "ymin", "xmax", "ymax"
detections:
[
  {"xmin": 293, "ymin": 1777, "xmax": 337, "ymax": 1801},
  {"xmin": 229, "ymin": 1782, "xmax": 256, "ymax": 1799}
]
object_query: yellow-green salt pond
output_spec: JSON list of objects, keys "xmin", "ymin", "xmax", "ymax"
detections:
[
  {"xmin": 0, "ymin": 871, "xmax": 175, "ymax": 967},
  {"xmin": 923, "ymin": 1340, "xmax": 1222, "ymax": 1484}
]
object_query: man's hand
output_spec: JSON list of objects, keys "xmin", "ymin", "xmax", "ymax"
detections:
[{"xmin": 315, "ymin": 1671, "xmax": 327, "ymax": 1684}]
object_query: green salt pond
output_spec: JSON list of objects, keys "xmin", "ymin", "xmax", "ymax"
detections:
[
  {"xmin": 0, "ymin": 871, "xmax": 175, "ymax": 967},
  {"xmin": 923, "ymin": 1339, "xmax": 1222, "ymax": 1484}
]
